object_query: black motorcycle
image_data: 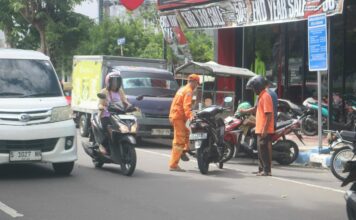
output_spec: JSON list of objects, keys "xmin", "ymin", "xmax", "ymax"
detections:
[
  {"xmin": 82, "ymin": 93, "xmax": 138, "ymax": 176},
  {"xmin": 341, "ymin": 161, "xmax": 356, "ymax": 220},
  {"xmin": 327, "ymin": 130, "xmax": 356, "ymax": 181},
  {"xmin": 189, "ymin": 105, "xmax": 233, "ymax": 175}
]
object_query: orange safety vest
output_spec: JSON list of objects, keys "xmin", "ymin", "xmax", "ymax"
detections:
[{"xmin": 169, "ymin": 84, "xmax": 194, "ymax": 121}]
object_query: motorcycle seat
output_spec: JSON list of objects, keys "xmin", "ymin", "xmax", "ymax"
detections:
[
  {"xmin": 276, "ymin": 120, "xmax": 294, "ymax": 130},
  {"xmin": 340, "ymin": 130, "xmax": 356, "ymax": 142},
  {"xmin": 93, "ymin": 113, "xmax": 103, "ymax": 130}
]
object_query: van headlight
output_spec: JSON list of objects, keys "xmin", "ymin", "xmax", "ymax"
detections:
[{"xmin": 51, "ymin": 106, "xmax": 72, "ymax": 122}]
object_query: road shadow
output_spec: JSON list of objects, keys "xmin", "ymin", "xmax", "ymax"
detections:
[
  {"xmin": 136, "ymin": 138, "xmax": 172, "ymax": 149},
  {"xmin": 0, "ymin": 164, "xmax": 66, "ymax": 180}
]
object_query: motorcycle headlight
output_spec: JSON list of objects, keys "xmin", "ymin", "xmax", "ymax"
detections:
[
  {"xmin": 118, "ymin": 122, "xmax": 130, "ymax": 134},
  {"xmin": 51, "ymin": 106, "xmax": 72, "ymax": 122}
]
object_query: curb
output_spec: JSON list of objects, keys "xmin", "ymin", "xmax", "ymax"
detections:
[{"xmin": 294, "ymin": 146, "xmax": 331, "ymax": 168}]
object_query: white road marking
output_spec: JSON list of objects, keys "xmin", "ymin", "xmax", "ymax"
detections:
[
  {"xmin": 0, "ymin": 201, "xmax": 24, "ymax": 218},
  {"xmin": 137, "ymin": 148, "xmax": 345, "ymax": 194}
]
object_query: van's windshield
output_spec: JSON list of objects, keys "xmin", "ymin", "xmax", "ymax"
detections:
[
  {"xmin": 121, "ymin": 71, "xmax": 178, "ymax": 97},
  {"xmin": 0, "ymin": 59, "xmax": 62, "ymax": 98}
]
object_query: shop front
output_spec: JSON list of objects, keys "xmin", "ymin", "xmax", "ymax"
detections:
[{"xmin": 158, "ymin": 0, "xmax": 355, "ymax": 124}]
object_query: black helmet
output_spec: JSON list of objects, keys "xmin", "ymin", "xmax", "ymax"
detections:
[{"xmin": 246, "ymin": 75, "xmax": 266, "ymax": 93}]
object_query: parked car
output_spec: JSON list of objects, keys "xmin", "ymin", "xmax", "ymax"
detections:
[{"xmin": 0, "ymin": 49, "xmax": 77, "ymax": 175}]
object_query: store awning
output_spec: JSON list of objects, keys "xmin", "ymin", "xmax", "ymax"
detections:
[{"xmin": 175, "ymin": 61, "xmax": 256, "ymax": 78}]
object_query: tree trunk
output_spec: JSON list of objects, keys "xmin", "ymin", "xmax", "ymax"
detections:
[
  {"xmin": 34, "ymin": 23, "xmax": 48, "ymax": 55},
  {"xmin": 3, "ymin": 27, "xmax": 14, "ymax": 48}
]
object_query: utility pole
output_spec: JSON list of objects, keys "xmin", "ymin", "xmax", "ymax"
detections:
[{"xmin": 99, "ymin": 0, "xmax": 103, "ymax": 24}]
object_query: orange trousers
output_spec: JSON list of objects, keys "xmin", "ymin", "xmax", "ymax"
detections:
[{"xmin": 169, "ymin": 119, "xmax": 190, "ymax": 168}]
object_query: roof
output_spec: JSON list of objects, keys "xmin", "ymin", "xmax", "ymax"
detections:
[
  {"xmin": 113, "ymin": 66, "xmax": 172, "ymax": 75},
  {"xmin": 175, "ymin": 61, "xmax": 256, "ymax": 78},
  {"xmin": 0, "ymin": 49, "xmax": 50, "ymax": 60}
]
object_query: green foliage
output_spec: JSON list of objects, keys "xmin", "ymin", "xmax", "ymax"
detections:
[{"xmin": 185, "ymin": 30, "xmax": 214, "ymax": 62}]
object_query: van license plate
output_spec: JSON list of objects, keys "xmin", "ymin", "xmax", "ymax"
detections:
[
  {"xmin": 152, "ymin": 129, "xmax": 171, "ymax": 136},
  {"xmin": 9, "ymin": 151, "xmax": 42, "ymax": 162}
]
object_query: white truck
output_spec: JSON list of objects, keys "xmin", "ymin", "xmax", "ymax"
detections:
[{"xmin": 71, "ymin": 56, "xmax": 177, "ymax": 139}]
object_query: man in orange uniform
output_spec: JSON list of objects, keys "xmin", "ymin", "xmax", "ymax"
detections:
[{"xmin": 169, "ymin": 74, "xmax": 200, "ymax": 172}]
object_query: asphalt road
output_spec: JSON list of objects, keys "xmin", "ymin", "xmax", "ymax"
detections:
[{"xmin": 0, "ymin": 132, "xmax": 348, "ymax": 220}]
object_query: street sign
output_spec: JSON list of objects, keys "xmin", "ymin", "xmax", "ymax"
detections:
[
  {"xmin": 308, "ymin": 14, "xmax": 328, "ymax": 71},
  {"xmin": 117, "ymin": 38, "xmax": 126, "ymax": 46},
  {"xmin": 308, "ymin": 13, "xmax": 328, "ymax": 153}
]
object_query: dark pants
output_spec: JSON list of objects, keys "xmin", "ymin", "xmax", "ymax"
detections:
[
  {"xmin": 100, "ymin": 117, "xmax": 111, "ymax": 149},
  {"xmin": 257, "ymin": 135, "xmax": 272, "ymax": 174}
]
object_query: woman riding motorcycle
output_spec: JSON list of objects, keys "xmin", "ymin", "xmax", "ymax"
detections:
[{"xmin": 98, "ymin": 71, "xmax": 132, "ymax": 155}]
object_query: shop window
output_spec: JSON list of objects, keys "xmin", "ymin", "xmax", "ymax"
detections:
[
  {"xmin": 254, "ymin": 24, "xmax": 285, "ymax": 97},
  {"xmin": 344, "ymin": 2, "xmax": 356, "ymax": 96},
  {"xmin": 286, "ymin": 22, "xmax": 305, "ymax": 104}
]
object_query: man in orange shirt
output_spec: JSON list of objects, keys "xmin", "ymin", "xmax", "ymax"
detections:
[
  {"xmin": 243, "ymin": 76, "xmax": 275, "ymax": 176},
  {"xmin": 169, "ymin": 74, "xmax": 200, "ymax": 172}
]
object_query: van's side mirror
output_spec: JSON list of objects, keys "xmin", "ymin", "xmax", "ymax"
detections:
[{"xmin": 97, "ymin": 93, "xmax": 106, "ymax": 99}]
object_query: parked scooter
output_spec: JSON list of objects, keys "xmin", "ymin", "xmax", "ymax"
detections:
[
  {"xmin": 224, "ymin": 105, "xmax": 307, "ymax": 165},
  {"xmin": 327, "ymin": 130, "xmax": 356, "ymax": 181},
  {"xmin": 189, "ymin": 99, "xmax": 234, "ymax": 174},
  {"xmin": 277, "ymin": 99, "xmax": 304, "ymax": 122},
  {"xmin": 341, "ymin": 161, "xmax": 356, "ymax": 220},
  {"xmin": 82, "ymin": 93, "xmax": 138, "ymax": 176}
]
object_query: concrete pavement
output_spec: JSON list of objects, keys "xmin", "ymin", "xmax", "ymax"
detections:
[{"xmin": 0, "ymin": 133, "xmax": 348, "ymax": 220}]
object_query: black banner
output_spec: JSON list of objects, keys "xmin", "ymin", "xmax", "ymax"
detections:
[
  {"xmin": 175, "ymin": 0, "xmax": 344, "ymax": 29},
  {"xmin": 158, "ymin": 0, "xmax": 218, "ymax": 10}
]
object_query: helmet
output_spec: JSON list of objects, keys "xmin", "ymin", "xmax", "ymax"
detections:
[
  {"xmin": 188, "ymin": 74, "xmax": 200, "ymax": 83},
  {"xmin": 246, "ymin": 75, "xmax": 266, "ymax": 93},
  {"xmin": 105, "ymin": 71, "xmax": 122, "ymax": 90},
  {"xmin": 235, "ymin": 102, "xmax": 252, "ymax": 117}
]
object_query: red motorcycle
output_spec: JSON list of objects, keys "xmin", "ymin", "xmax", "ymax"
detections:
[{"xmin": 224, "ymin": 113, "xmax": 306, "ymax": 165}]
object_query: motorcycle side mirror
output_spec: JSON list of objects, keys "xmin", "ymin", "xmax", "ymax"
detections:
[
  {"xmin": 97, "ymin": 93, "xmax": 106, "ymax": 99},
  {"xmin": 224, "ymin": 97, "xmax": 233, "ymax": 103},
  {"xmin": 136, "ymin": 95, "xmax": 144, "ymax": 101}
]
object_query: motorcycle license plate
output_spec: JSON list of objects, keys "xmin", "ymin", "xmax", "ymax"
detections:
[
  {"xmin": 190, "ymin": 133, "xmax": 207, "ymax": 140},
  {"xmin": 9, "ymin": 150, "xmax": 42, "ymax": 162}
]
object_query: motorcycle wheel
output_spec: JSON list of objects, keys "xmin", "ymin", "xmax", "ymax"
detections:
[
  {"xmin": 274, "ymin": 140, "xmax": 299, "ymax": 165},
  {"xmin": 92, "ymin": 159, "xmax": 104, "ymax": 168},
  {"xmin": 330, "ymin": 146, "xmax": 355, "ymax": 181},
  {"xmin": 220, "ymin": 142, "xmax": 235, "ymax": 163},
  {"xmin": 197, "ymin": 146, "xmax": 210, "ymax": 175},
  {"xmin": 301, "ymin": 117, "xmax": 318, "ymax": 136},
  {"xmin": 120, "ymin": 142, "xmax": 137, "ymax": 176}
]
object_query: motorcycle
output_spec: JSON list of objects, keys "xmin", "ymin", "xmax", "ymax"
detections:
[
  {"xmin": 189, "ymin": 104, "xmax": 234, "ymax": 174},
  {"xmin": 82, "ymin": 93, "xmax": 138, "ymax": 176},
  {"xmin": 224, "ymin": 111, "xmax": 307, "ymax": 165},
  {"xmin": 341, "ymin": 161, "xmax": 356, "ymax": 220},
  {"xmin": 277, "ymin": 99, "xmax": 304, "ymax": 122},
  {"xmin": 301, "ymin": 97, "xmax": 356, "ymax": 136},
  {"xmin": 327, "ymin": 130, "xmax": 356, "ymax": 181}
]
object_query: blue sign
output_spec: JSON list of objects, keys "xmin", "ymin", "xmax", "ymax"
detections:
[
  {"xmin": 308, "ymin": 14, "xmax": 328, "ymax": 71},
  {"xmin": 117, "ymin": 37, "xmax": 126, "ymax": 46}
]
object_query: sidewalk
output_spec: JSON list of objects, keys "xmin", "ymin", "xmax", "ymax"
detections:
[{"xmin": 285, "ymin": 134, "xmax": 331, "ymax": 168}]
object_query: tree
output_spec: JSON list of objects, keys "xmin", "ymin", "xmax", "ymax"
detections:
[
  {"xmin": 185, "ymin": 30, "xmax": 214, "ymax": 62},
  {"xmin": 10, "ymin": 0, "xmax": 83, "ymax": 54}
]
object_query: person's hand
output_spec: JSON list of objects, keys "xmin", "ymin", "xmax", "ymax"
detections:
[{"xmin": 261, "ymin": 129, "xmax": 267, "ymax": 139}]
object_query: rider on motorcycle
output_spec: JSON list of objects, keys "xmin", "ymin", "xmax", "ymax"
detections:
[{"xmin": 98, "ymin": 71, "xmax": 132, "ymax": 155}]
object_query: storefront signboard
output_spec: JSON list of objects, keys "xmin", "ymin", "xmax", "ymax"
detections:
[{"xmin": 172, "ymin": 0, "xmax": 344, "ymax": 29}]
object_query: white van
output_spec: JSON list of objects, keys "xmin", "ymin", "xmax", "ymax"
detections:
[{"xmin": 0, "ymin": 49, "xmax": 77, "ymax": 175}]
